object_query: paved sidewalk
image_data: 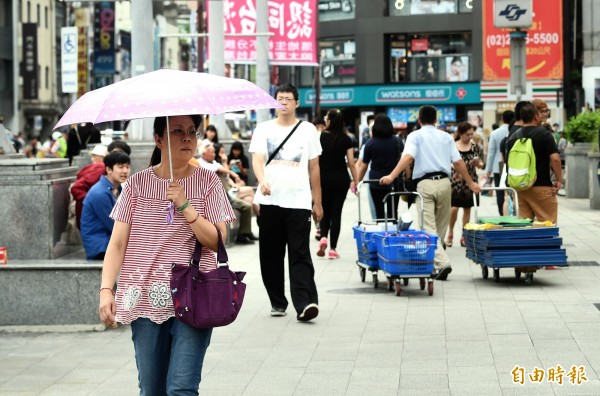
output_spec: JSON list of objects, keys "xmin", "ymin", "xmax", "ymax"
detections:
[{"xmin": 2, "ymin": 193, "xmax": 600, "ymax": 395}]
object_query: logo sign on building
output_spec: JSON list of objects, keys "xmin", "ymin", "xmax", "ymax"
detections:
[
  {"xmin": 61, "ymin": 27, "xmax": 78, "ymax": 94},
  {"xmin": 93, "ymin": 1, "xmax": 116, "ymax": 75},
  {"xmin": 388, "ymin": 106, "xmax": 457, "ymax": 125},
  {"xmin": 208, "ymin": 0, "xmax": 317, "ymax": 65},
  {"xmin": 483, "ymin": 0, "xmax": 563, "ymax": 81},
  {"xmin": 493, "ymin": 0, "xmax": 532, "ymax": 29},
  {"xmin": 22, "ymin": 23, "xmax": 38, "ymax": 100}
]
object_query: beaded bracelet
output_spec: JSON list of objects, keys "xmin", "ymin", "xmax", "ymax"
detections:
[
  {"xmin": 186, "ymin": 213, "xmax": 200, "ymax": 225},
  {"xmin": 176, "ymin": 201, "xmax": 190, "ymax": 213},
  {"xmin": 99, "ymin": 287, "xmax": 115, "ymax": 296}
]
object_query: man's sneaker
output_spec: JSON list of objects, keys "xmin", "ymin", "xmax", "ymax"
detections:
[
  {"xmin": 317, "ymin": 237, "xmax": 328, "ymax": 257},
  {"xmin": 435, "ymin": 266, "xmax": 452, "ymax": 281},
  {"xmin": 297, "ymin": 303, "xmax": 319, "ymax": 322},
  {"xmin": 271, "ymin": 307, "xmax": 287, "ymax": 317}
]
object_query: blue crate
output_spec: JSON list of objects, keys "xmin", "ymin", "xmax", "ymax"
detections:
[
  {"xmin": 373, "ymin": 231, "xmax": 437, "ymax": 276},
  {"xmin": 353, "ymin": 225, "xmax": 380, "ymax": 269}
]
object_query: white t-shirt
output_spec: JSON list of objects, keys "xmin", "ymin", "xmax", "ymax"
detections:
[
  {"xmin": 403, "ymin": 125, "xmax": 461, "ymax": 179},
  {"xmin": 249, "ymin": 119, "xmax": 321, "ymax": 210}
]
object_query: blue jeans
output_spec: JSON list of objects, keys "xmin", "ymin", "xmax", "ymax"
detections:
[{"xmin": 130, "ymin": 317, "xmax": 212, "ymax": 396}]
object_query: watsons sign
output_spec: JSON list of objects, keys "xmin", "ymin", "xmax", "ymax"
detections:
[{"xmin": 299, "ymin": 82, "xmax": 480, "ymax": 107}]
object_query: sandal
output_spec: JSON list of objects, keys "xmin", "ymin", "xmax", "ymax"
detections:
[
  {"xmin": 445, "ymin": 234, "xmax": 453, "ymax": 247},
  {"xmin": 460, "ymin": 237, "xmax": 466, "ymax": 247}
]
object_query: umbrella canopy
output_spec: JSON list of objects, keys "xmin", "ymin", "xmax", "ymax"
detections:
[{"xmin": 54, "ymin": 69, "xmax": 282, "ymax": 129}]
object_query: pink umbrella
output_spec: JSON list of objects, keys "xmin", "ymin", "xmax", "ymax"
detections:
[{"xmin": 55, "ymin": 69, "xmax": 282, "ymax": 223}]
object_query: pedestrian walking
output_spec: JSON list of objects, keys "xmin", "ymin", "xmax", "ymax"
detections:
[
  {"xmin": 380, "ymin": 105, "xmax": 481, "ymax": 281},
  {"xmin": 249, "ymin": 83, "xmax": 323, "ymax": 322},
  {"xmin": 486, "ymin": 110, "xmax": 514, "ymax": 215},
  {"xmin": 447, "ymin": 122, "xmax": 483, "ymax": 248},
  {"xmin": 98, "ymin": 114, "xmax": 236, "ymax": 394},
  {"xmin": 316, "ymin": 108, "xmax": 359, "ymax": 259}
]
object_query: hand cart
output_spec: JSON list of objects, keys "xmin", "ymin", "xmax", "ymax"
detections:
[
  {"xmin": 372, "ymin": 191, "xmax": 438, "ymax": 296},
  {"xmin": 464, "ymin": 187, "xmax": 568, "ymax": 285},
  {"xmin": 352, "ymin": 180, "xmax": 395, "ymax": 288}
]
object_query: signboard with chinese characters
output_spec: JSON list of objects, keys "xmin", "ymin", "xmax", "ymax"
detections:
[
  {"xmin": 483, "ymin": 0, "xmax": 563, "ymax": 81},
  {"xmin": 210, "ymin": 0, "xmax": 317, "ymax": 65},
  {"xmin": 299, "ymin": 82, "xmax": 480, "ymax": 107},
  {"xmin": 22, "ymin": 23, "xmax": 38, "ymax": 100},
  {"xmin": 388, "ymin": 106, "xmax": 457, "ymax": 125},
  {"xmin": 93, "ymin": 1, "xmax": 116, "ymax": 75},
  {"xmin": 61, "ymin": 27, "xmax": 78, "ymax": 93}
]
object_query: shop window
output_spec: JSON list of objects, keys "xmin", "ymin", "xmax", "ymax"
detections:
[
  {"xmin": 389, "ymin": 0, "xmax": 472, "ymax": 16},
  {"xmin": 389, "ymin": 33, "xmax": 472, "ymax": 83},
  {"xmin": 320, "ymin": 38, "xmax": 355, "ymax": 85},
  {"xmin": 318, "ymin": 0, "xmax": 355, "ymax": 21}
]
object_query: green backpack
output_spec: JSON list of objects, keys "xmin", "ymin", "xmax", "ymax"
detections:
[{"xmin": 507, "ymin": 128, "xmax": 542, "ymax": 191}]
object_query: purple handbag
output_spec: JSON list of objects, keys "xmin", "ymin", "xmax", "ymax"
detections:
[{"xmin": 170, "ymin": 229, "xmax": 246, "ymax": 328}]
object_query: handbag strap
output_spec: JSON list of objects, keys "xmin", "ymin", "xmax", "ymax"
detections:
[
  {"xmin": 265, "ymin": 120, "xmax": 302, "ymax": 166},
  {"xmin": 191, "ymin": 226, "xmax": 229, "ymax": 266}
]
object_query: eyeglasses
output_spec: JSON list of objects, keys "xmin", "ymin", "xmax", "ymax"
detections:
[
  {"xmin": 171, "ymin": 128, "xmax": 200, "ymax": 139},
  {"xmin": 540, "ymin": 109, "xmax": 551, "ymax": 116},
  {"xmin": 276, "ymin": 97, "xmax": 296, "ymax": 103}
]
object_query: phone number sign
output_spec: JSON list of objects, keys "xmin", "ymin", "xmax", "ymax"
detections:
[{"xmin": 483, "ymin": 0, "xmax": 563, "ymax": 81}]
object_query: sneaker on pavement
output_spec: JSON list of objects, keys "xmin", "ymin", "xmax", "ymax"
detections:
[
  {"xmin": 270, "ymin": 307, "xmax": 287, "ymax": 317},
  {"xmin": 435, "ymin": 266, "xmax": 452, "ymax": 281},
  {"xmin": 297, "ymin": 303, "xmax": 319, "ymax": 322},
  {"xmin": 328, "ymin": 250, "xmax": 340, "ymax": 260},
  {"xmin": 317, "ymin": 237, "xmax": 328, "ymax": 257}
]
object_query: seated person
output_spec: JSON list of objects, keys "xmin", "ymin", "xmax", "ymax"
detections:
[
  {"xmin": 228, "ymin": 141, "xmax": 250, "ymax": 185},
  {"xmin": 80, "ymin": 151, "xmax": 131, "ymax": 260},
  {"xmin": 71, "ymin": 144, "xmax": 108, "ymax": 229},
  {"xmin": 199, "ymin": 144, "xmax": 257, "ymax": 244}
]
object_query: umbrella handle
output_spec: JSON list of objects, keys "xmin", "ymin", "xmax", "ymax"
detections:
[{"xmin": 166, "ymin": 116, "xmax": 174, "ymax": 224}]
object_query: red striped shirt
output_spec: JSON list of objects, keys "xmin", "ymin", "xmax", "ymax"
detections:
[{"xmin": 110, "ymin": 166, "xmax": 236, "ymax": 324}]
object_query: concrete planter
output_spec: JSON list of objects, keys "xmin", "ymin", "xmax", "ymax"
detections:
[
  {"xmin": 589, "ymin": 152, "xmax": 600, "ymax": 209},
  {"xmin": 565, "ymin": 143, "xmax": 593, "ymax": 198}
]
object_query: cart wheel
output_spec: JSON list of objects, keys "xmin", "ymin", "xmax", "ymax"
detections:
[
  {"xmin": 524, "ymin": 273, "xmax": 533, "ymax": 286},
  {"xmin": 427, "ymin": 281, "xmax": 434, "ymax": 296},
  {"xmin": 493, "ymin": 268, "xmax": 500, "ymax": 282},
  {"xmin": 419, "ymin": 278, "xmax": 426, "ymax": 290},
  {"xmin": 403, "ymin": 278, "xmax": 409, "ymax": 286},
  {"xmin": 394, "ymin": 280, "xmax": 402, "ymax": 296},
  {"xmin": 373, "ymin": 273, "xmax": 379, "ymax": 289},
  {"xmin": 359, "ymin": 267, "xmax": 366, "ymax": 283},
  {"xmin": 482, "ymin": 266, "xmax": 489, "ymax": 279},
  {"xmin": 514, "ymin": 269, "xmax": 522, "ymax": 279},
  {"xmin": 387, "ymin": 277, "xmax": 394, "ymax": 291}
]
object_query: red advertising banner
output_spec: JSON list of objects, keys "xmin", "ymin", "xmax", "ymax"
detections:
[
  {"xmin": 209, "ymin": 0, "xmax": 317, "ymax": 65},
  {"xmin": 482, "ymin": 0, "xmax": 563, "ymax": 81}
]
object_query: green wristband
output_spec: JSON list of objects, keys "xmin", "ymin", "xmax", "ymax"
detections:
[{"xmin": 176, "ymin": 201, "xmax": 190, "ymax": 213}]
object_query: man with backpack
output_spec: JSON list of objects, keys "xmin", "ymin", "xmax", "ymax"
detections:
[{"xmin": 505, "ymin": 103, "xmax": 562, "ymax": 224}]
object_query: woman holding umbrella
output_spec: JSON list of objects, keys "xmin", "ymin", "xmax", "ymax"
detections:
[{"xmin": 98, "ymin": 114, "xmax": 236, "ymax": 394}]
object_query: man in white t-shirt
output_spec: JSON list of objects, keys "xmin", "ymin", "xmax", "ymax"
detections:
[
  {"xmin": 381, "ymin": 105, "xmax": 481, "ymax": 281},
  {"xmin": 249, "ymin": 84, "xmax": 323, "ymax": 322}
]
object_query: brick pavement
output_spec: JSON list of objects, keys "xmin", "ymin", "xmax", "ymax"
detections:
[{"xmin": 2, "ymin": 192, "xmax": 600, "ymax": 395}]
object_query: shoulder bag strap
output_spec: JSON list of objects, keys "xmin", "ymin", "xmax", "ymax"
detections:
[
  {"xmin": 265, "ymin": 120, "xmax": 302, "ymax": 166},
  {"xmin": 191, "ymin": 226, "xmax": 229, "ymax": 266}
]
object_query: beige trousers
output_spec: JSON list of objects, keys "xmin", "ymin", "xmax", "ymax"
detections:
[{"xmin": 416, "ymin": 178, "xmax": 452, "ymax": 270}]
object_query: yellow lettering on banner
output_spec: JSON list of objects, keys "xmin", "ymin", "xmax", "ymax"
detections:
[
  {"xmin": 567, "ymin": 365, "xmax": 588, "ymax": 385},
  {"xmin": 511, "ymin": 365, "xmax": 525, "ymax": 385},
  {"xmin": 547, "ymin": 365, "xmax": 565, "ymax": 385},
  {"xmin": 528, "ymin": 367, "xmax": 545, "ymax": 383}
]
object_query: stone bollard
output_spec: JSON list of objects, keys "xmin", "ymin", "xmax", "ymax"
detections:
[
  {"xmin": 565, "ymin": 143, "xmax": 592, "ymax": 198},
  {"xmin": 589, "ymin": 152, "xmax": 600, "ymax": 210}
]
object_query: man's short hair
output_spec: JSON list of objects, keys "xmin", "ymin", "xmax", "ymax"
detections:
[
  {"xmin": 520, "ymin": 103, "xmax": 539, "ymax": 124},
  {"xmin": 107, "ymin": 140, "xmax": 131, "ymax": 155},
  {"xmin": 366, "ymin": 114, "xmax": 375, "ymax": 123},
  {"xmin": 531, "ymin": 99, "xmax": 548, "ymax": 112},
  {"xmin": 418, "ymin": 105, "xmax": 437, "ymax": 125},
  {"xmin": 274, "ymin": 84, "xmax": 298, "ymax": 101},
  {"xmin": 502, "ymin": 110, "xmax": 515, "ymax": 124},
  {"xmin": 103, "ymin": 151, "xmax": 130, "ymax": 169},
  {"xmin": 513, "ymin": 101, "xmax": 530, "ymax": 121}
]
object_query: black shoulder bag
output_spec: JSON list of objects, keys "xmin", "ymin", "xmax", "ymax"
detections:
[{"xmin": 266, "ymin": 121, "xmax": 302, "ymax": 166}]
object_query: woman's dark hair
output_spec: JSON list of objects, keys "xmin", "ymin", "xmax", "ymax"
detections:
[
  {"xmin": 204, "ymin": 124, "xmax": 219, "ymax": 143},
  {"xmin": 371, "ymin": 115, "xmax": 394, "ymax": 139},
  {"xmin": 325, "ymin": 108, "xmax": 344, "ymax": 136},
  {"xmin": 150, "ymin": 115, "xmax": 202, "ymax": 166},
  {"xmin": 229, "ymin": 141, "xmax": 245, "ymax": 158},
  {"xmin": 454, "ymin": 121, "xmax": 473, "ymax": 141},
  {"xmin": 107, "ymin": 140, "xmax": 131, "ymax": 155},
  {"xmin": 213, "ymin": 143, "xmax": 224, "ymax": 163}
]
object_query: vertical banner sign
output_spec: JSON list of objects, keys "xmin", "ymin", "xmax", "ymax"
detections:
[
  {"xmin": 22, "ymin": 23, "xmax": 38, "ymax": 100},
  {"xmin": 209, "ymin": 0, "xmax": 318, "ymax": 65},
  {"xmin": 77, "ymin": 27, "xmax": 88, "ymax": 97},
  {"xmin": 483, "ymin": 0, "xmax": 563, "ymax": 80},
  {"xmin": 93, "ymin": 1, "xmax": 116, "ymax": 75},
  {"xmin": 61, "ymin": 27, "xmax": 78, "ymax": 93}
]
